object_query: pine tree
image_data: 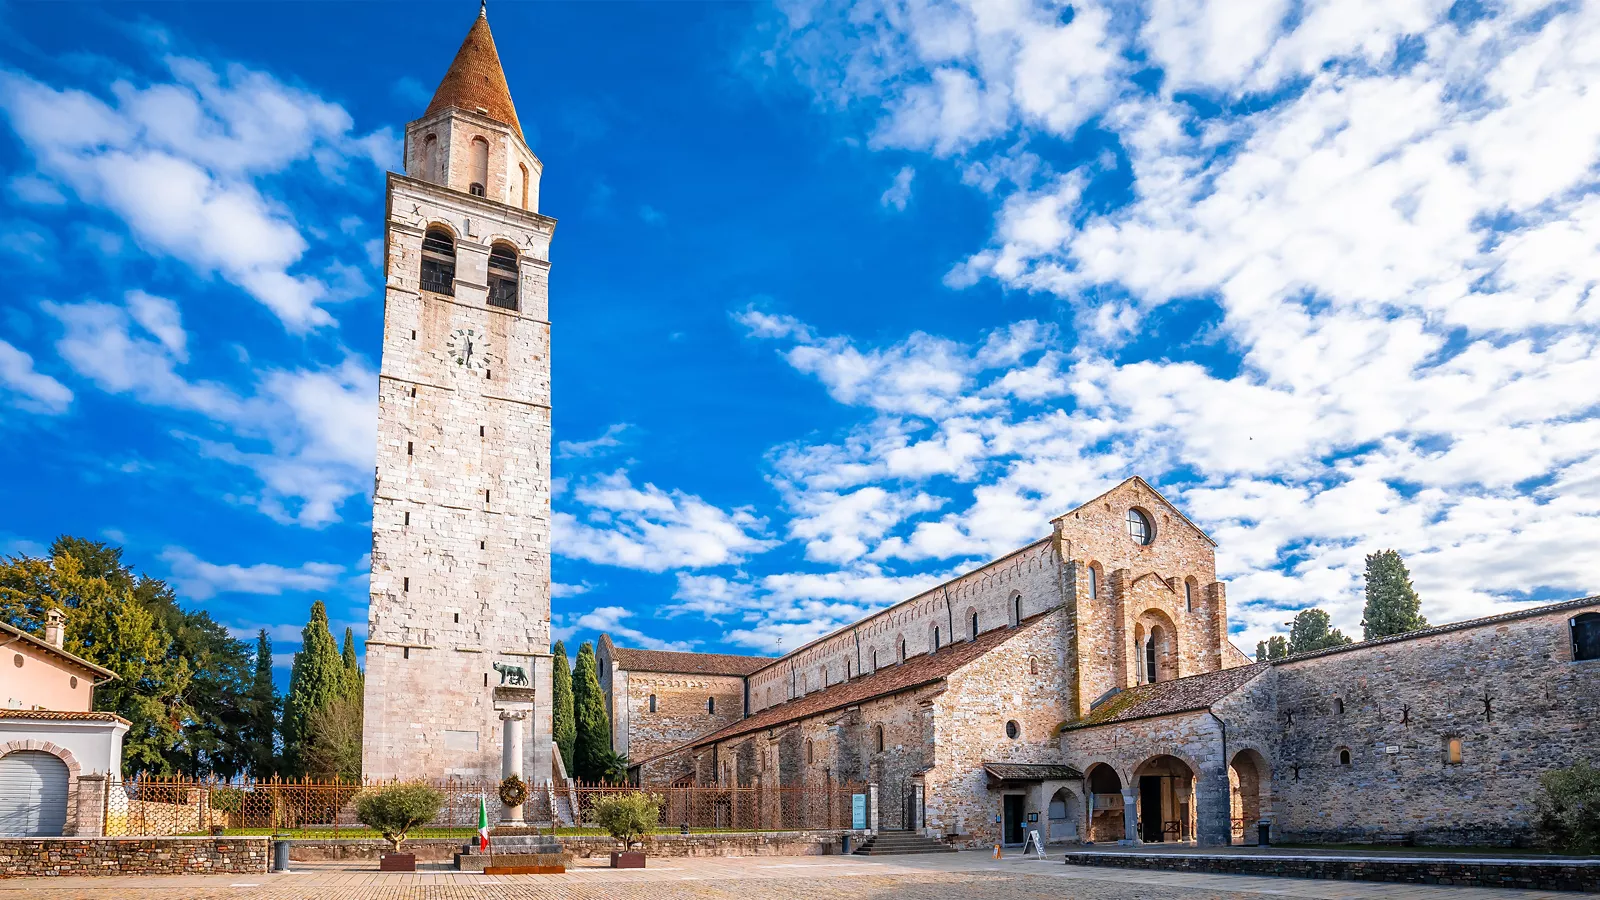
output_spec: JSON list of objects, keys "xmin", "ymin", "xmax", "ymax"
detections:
[
  {"xmin": 245, "ymin": 630, "xmax": 280, "ymax": 778},
  {"xmin": 69, "ymin": 583, "xmax": 190, "ymax": 776},
  {"xmin": 551, "ymin": 641, "xmax": 576, "ymax": 774},
  {"xmin": 1286, "ymin": 608, "xmax": 1354, "ymax": 655},
  {"xmin": 282, "ymin": 601, "xmax": 345, "ymax": 776},
  {"xmin": 1362, "ymin": 550, "xmax": 1428, "ymax": 639},
  {"xmin": 1255, "ymin": 635, "xmax": 1288, "ymax": 662},
  {"xmin": 572, "ymin": 641, "xmax": 612, "ymax": 781}
]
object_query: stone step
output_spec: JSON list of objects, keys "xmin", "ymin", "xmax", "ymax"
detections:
[{"xmin": 851, "ymin": 832, "xmax": 958, "ymax": 855}]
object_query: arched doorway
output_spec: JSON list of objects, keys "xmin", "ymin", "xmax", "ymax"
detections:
[
  {"xmin": 1047, "ymin": 787, "xmax": 1082, "ymax": 843},
  {"xmin": 1085, "ymin": 764, "xmax": 1125, "ymax": 842},
  {"xmin": 0, "ymin": 751, "xmax": 69, "ymax": 836},
  {"xmin": 1134, "ymin": 755, "xmax": 1195, "ymax": 843},
  {"xmin": 1229, "ymin": 749, "xmax": 1271, "ymax": 845}
]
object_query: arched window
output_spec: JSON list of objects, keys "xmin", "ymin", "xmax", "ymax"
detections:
[
  {"xmin": 1334, "ymin": 697, "xmax": 1344, "ymax": 715},
  {"xmin": 806, "ymin": 740, "xmax": 814, "ymax": 764},
  {"xmin": 469, "ymin": 135, "xmax": 489, "ymax": 196},
  {"xmin": 1029, "ymin": 656, "xmax": 1039, "ymax": 675},
  {"xmin": 1445, "ymin": 737, "xmax": 1463, "ymax": 765},
  {"xmin": 1573, "ymin": 612, "xmax": 1600, "ymax": 661},
  {"xmin": 1127, "ymin": 508, "xmax": 1153, "ymax": 545},
  {"xmin": 874, "ymin": 725, "xmax": 884, "ymax": 753},
  {"xmin": 648, "ymin": 694, "xmax": 656, "ymax": 713},
  {"xmin": 421, "ymin": 133, "xmax": 438, "ymax": 181},
  {"xmin": 899, "ymin": 638, "xmax": 907, "ymax": 663},
  {"xmin": 1184, "ymin": 580, "xmax": 1194, "ymax": 612},
  {"xmin": 1337, "ymin": 748, "xmax": 1351, "ymax": 766},
  {"xmin": 488, "ymin": 242, "xmax": 519, "ymax": 310},
  {"xmin": 932, "ymin": 626, "xmax": 941, "ymax": 652},
  {"xmin": 519, "ymin": 162, "xmax": 530, "ymax": 210},
  {"xmin": 1144, "ymin": 630, "xmax": 1159, "ymax": 684},
  {"xmin": 870, "ymin": 648, "xmax": 878, "ymax": 672},
  {"xmin": 421, "ymin": 226, "xmax": 456, "ymax": 296},
  {"xmin": 970, "ymin": 611, "xmax": 979, "ymax": 640},
  {"xmin": 1088, "ymin": 564, "xmax": 1099, "ymax": 600},
  {"xmin": 707, "ymin": 696, "xmax": 715, "ymax": 715},
  {"xmin": 1013, "ymin": 594, "xmax": 1022, "ymax": 625}
]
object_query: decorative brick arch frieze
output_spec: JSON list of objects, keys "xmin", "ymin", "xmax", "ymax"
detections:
[{"xmin": 0, "ymin": 740, "xmax": 83, "ymax": 836}]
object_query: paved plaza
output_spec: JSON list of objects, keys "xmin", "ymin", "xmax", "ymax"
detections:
[{"xmin": 0, "ymin": 850, "xmax": 1583, "ymax": 900}]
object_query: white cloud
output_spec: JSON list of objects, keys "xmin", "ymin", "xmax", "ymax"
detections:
[
  {"xmin": 880, "ymin": 165, "xmax": 915, "ymax": 211},
  {"xmin": 163, "ymin": 547, "xmax": 343, "ymax": 600},
  {"xmin": 557, "ymin": 423, "xmax": 631, "ymax": 459},
  {"xmin": 45, "ymin": 292, "xmax": 376, "ymax": 527},
  {"xmin": 754, "ymin": 0, "xmax": 1600, "ymax": 652},
  {"xmin": 0, "ymin": 58, "xmax": 394, "ymax": 331},
  {"xmin": 559, "ymin": 605, "xmax": 694, "ymax": 652},
  {"xmin": 554, "ymin": 471, "xmax": 776, "ymax": 572},
  {"xmin": 0, "ymin": 340, "xmax": 72, "ymax": 414}
]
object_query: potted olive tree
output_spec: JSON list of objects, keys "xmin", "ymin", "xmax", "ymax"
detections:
[
  {"xmin": 591, "ymin": 791, "xmax": 660, "ymax": 868},
  {"xmin": 355, "ymin": 782, "xmax": 444, "ymax": 872}
]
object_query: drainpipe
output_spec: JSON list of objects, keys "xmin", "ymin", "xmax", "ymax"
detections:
[{"xmin": 942, "ymin": 586, "xmax": 955, "ymax": 644}]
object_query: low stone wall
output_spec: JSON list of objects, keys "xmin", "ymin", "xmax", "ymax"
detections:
[
  {"xmin": 0, "ymin": 837, "xmax": 269, "ymax": 877},
  {"xmin": 288, "ymin": 830, "xmax": 864, "ymax": 863},
  {"xmin": 1062, "ymin": 851, "xmax": 1600, "ymax": 893}
]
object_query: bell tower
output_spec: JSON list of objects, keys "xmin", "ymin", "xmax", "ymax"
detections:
[{"xmin": 363, "ymin": 3, "xmax": 556, "ymax": 788}]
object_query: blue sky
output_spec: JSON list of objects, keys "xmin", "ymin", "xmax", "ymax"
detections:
[{"xmin": 2, "ymin": 0, "xmax": 1597, "ymax": 681}]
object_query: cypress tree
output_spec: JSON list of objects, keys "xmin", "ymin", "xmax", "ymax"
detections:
[
  {"xmin": 571, "ymin": 641, "xmax": 611, "ymax": 781},
  {"xmin": 1286, "ymin": 608, "xmax": 1354, "ymax": 655},
  {"xmin": 340, "ymin": 626, "xmax": 364, "ymax": 702},
  {"xmin": 1362, "ymin": 550, "xmax": 1428, "ymax": 640},
  {"xmin": 551, "ymin": 641, "xmax": 576, "ymax": 775},
  {"xmin": 283, "ymin": 601, "xmax": 344, "ymax": 776},
  {"xmin": 245, "ymin": 629, "xmax": 279, "ymax": 778},
  {"xmin": 1255, "ymin": 635, "xmax": 1287, "ymax": 662}
]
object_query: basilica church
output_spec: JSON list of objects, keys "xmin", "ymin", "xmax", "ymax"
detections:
[{"xmin": 360, "ymin": 7, "xmax": 1600, "ymax": 851}]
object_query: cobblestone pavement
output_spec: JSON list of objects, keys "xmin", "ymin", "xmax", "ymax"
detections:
[{"xmin": 0, "ymin": 851, "xmax": 1579, "ymax": 899}]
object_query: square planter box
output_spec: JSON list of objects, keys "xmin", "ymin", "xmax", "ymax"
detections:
[
  {"xmin": 610, "ymin": 851, "xmax": 646, "ymax": 869},
  {"xmin": 380, "ymin": 853, "xmax": 416, "ymax": 872}
]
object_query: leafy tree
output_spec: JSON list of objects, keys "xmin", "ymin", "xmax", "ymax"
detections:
[
  {"xmin": 1255, "ymin": 635, "xmax": 1288, "ymax": 662},
  {"xmin": 590, "ymin": 791, "xmax": 661, "ymax": 849},
  {"xmin": 551, "ymin": 641, "xmax": 576, "ymax": 774},
  {"xmin": 572, "ymin": 641, "xmax": 612, "ymax": 781},
  {"xmin": 244, "ymin": 630, "xmax": 279, "ymax": 778},
  {"xmin": 302, "ymin": 694, "xmax": 363, "ymax": 781},
  {"xmin": 355, "ymin": 782, "xmax": 443, "ymax": 852},
  {"xmin": 1534, "ymin": 760, "xmax": 1600, "ymax": 854},
  {"xmin": 1362, "ymin": 550, "xmax": 1428, "ymax": 639},
  {"xmin": 1286, "ymin": 609, "xmax": 1354, "ymax": 656},
  {"xmin": 282, "ymin": 601, "xmax": 345, "ymax": 776}
]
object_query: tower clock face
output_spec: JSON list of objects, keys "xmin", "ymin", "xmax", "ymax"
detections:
[{"xmin": 445, "ymin": 328, "xmax": 492, "ymax": 370}]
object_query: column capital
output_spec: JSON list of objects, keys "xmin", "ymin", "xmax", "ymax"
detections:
[{"xmin": 499, "ymin": 709, "xmax": 529, "ymax": 721}]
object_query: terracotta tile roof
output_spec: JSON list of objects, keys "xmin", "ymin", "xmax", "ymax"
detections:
[
  {"xmin": 984, "ymin": 762, "xmax": 1083, "ymax": 780},
  {"xmin": 1060, "ymin": 663, "xmax": 1270, "ymax": 731},
  {"xmin": 664, "ymin": 614, "xmax": 1052, "ymax": 755},
  {"xmin": 613, "ymin": 648, "xmax": 772, "ymax": 677},
  {"xmin": 425, "ymin": 7, "xmax": 524, "ymax": 141},
  {"xmin": 0, "ymin": 709, "xmax": 129, "ymax": 725},
  {"xmin": 1277, "ymin": 595, "xmax": 1600, "ymax": 664},
  {"xmin": 0, "ymin": 620, "xmax": 116, "ymax": 679}
]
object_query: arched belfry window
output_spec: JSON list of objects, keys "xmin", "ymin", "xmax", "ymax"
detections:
[
  {"xmin": 488, "ymin": 242, "xmax": 519, "ymax": 310},
  {"xmin": 1573, "ymin": 612, "xmax": 1600, "ymax": 661},
  {"xmin": 421, "ymin": 226, "xmax": 456, "ymax": 296},
  {"xmin": 469, "ymin": 136, "xmax": 489, "ymax": 197}
]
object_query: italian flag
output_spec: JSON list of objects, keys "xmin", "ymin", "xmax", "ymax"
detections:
[{"xmin": 477, "ymin": 797, "xmax": 491, "ymax": 852}]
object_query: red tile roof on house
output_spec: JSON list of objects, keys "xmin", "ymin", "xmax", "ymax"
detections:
[
  {"xmin": 0, "ymin": 709, "xmax": 129, "ymax": 725},
  {"xmin": 425, "ymin": 5, "xmax": 524, "ymax": 141},
  {"xmin": 1060, "ymin": 663, "xmax": 1270, "ymax": 731},
  {"xmin": 651, "ymin": 613, "xmax": 1052, "ymax": 757},
  {"xmin": 612, "ymin": 647, "xmax": 772, "ymax": 678},
  {"xmin": 0, "ymin": 620, "xmax": 116, "ymax": 680}
]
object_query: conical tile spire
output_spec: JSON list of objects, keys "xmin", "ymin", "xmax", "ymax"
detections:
[{"xmin": 425, "ymin": 3, "xmax": 524, "ymax": 141}]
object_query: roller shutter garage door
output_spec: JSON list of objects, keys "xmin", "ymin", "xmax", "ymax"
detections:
[{"xmin": 0, "ymin": 751, "xmax": 70, "ymax": 836}]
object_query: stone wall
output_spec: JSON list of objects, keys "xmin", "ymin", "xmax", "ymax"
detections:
[
  {"xmin": 930, "ymin": 609, "xmax": 1078, "ymax": 848},
  {"xmin": 1259, "ymin": 601, "xmax": 1600, "ymax": 846},
  {"xmin": 287, "ymin": 831, "xmax": 863, "ymax": 862},
  {"xmin": 619, "ymin": 671, "xmax": 746, "ymax": 765},
  {"xmin": 0, "ymin": 837, "xmax": 268, "ymax": 877},
  {"xmin": 1063, "ymin": 851, "xmax": 1600, "ymax": 893}
]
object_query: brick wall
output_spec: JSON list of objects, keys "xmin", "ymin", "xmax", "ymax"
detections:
[{"xmin": 0, "ymin": 837, "xmax": 269, "ymax": 877}]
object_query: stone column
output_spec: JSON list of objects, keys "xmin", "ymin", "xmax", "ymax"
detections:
[
  {"xmin": 868, "ymin": 783, "xmax": 879, "ymax": 834},
  {"xmin": 500, "ymin": 710, "xmax": 527, "ymax": 823},
  {"xmin": 1121, "ymin": 787, "xmax": 1139, "ymax": 844},
  {"xmin": 71, "ymin": 774, "xmax": 107, "ymax": 837}
]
